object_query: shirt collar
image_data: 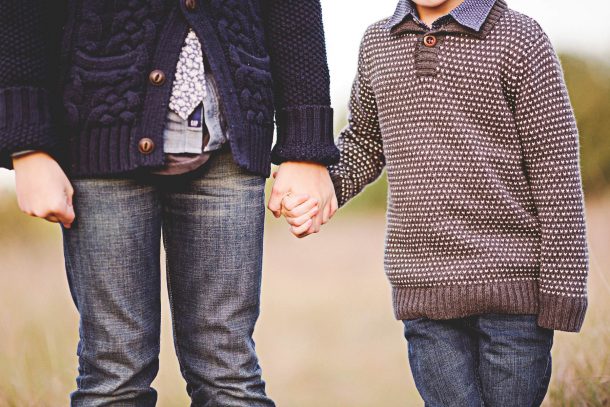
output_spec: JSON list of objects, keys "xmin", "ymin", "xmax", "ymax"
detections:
[{"xmin": 385, "ymin": 0, "xmax": 497, "ymax": 32}]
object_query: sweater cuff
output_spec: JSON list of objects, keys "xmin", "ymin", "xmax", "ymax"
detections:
[
  {"xmin": 271, "ymin": 105, "xmax": 340, "ymax": 166},
  {"xmin": 537, "ymin": 292, "xmax": 587, "ymax": 332},
  {"xmin": 0, "ymin": 87, "xmax": 62, "ymax": 170}
]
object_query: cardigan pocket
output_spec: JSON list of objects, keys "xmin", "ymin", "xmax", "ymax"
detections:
[{"xmin": 63, "ymin": 46, "xmax": 146, "ymax": 129}]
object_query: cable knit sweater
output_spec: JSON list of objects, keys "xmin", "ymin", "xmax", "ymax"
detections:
[
  {"xmin": 329, "ymin": 0, "xmax": 589, "ymax": 332},
  {"xmin": 0, "ymin": 0, "xmax": 339, "ymax": 176}
]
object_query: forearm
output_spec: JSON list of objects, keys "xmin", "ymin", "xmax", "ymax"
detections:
[
  {"xmin": 514, "ymin": 31, "xmax": 589, "ymax": 331},
  {"xmin": 528, "ymin": 149, "xmax": 589, "ymax": 332},
  {"xmin": 0, "ymin": 0, "xmax": 65, "ymax": 169},
  {"xmin": 329, "ymin": 36, "xmax": 384, "ymax": 208},
  {"xmin": 263, "ymin": 0, "xmax": 339, "ymax": 165},
  {"xmin": 329, "ymin": 127, "xmax": 385, "ymax": 207}
]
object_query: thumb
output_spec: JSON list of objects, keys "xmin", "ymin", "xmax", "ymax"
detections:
[
  {"xmin": 267, "ymin": 189, "xmax": 286, "ymax": 218},
  {"xmin": 61, "ymin": 203, "xmax": 76, "ymax": 229},
  {"xmin": 61, "ymin": 188, "xmax": 75, "ymax": 228}
]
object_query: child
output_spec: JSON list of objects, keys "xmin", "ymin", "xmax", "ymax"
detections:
[{"xmin": 281, "ymin": 0, "xmax": 589, "ymax": 405}]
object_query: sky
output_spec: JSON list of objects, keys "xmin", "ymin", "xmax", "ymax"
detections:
[
  {"xmin": 1, "ymin": 0, "xmax": 609, "ymax": 188},
  {"xmin": 323, "ymin": 0, "xmax": 610, "ymax": 110}
]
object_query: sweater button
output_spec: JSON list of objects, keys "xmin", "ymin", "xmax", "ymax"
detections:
[
  {"xmin": 149, "ymin": 70, "xmax": 166, "ymax": 86},
  {"xmin": 185, "ymin": 0, "xmax": 197, "ymax": 10},
  {"xmin": 423, "ymin": 35, "xmax": 437, "ymax": 47},
  {"xmin": 138, "ymin": 138, "xmax": 155, "ymax": 155}
]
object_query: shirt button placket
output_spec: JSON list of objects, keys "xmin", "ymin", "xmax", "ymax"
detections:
[{"xmin": 423, "ymin": 34, "xmax": 438, "ymax": 48}]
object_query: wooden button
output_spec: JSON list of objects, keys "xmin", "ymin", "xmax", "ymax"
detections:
[
  {"xmin": 138, "ymin": 138, "xmax": 155, "ymax": 155},
  {"xmin": 149, "ymin": 70, "xmax": 165, "ymax": 86},
  {"xmin": 423, "ymin": 35, "xmax": 437, "ymax": 47},
  {"xmin": 185, "ymin": 0, "xmax": 197, "ymax": 10}
]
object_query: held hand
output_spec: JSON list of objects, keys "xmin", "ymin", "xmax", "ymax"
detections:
[
  {"xmin": 280, "ymin": 194, "xmax": 320, "ymax": 237},
  {"xmin": 267, "ymin": 161, "xmax": 338, "ymax": 238},
  {"xmin": 13, "ymin": 152, "xmax": 75, "ymax": 228}
]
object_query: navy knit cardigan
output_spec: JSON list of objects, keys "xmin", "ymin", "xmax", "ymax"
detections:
[{"xmin": 0, "ymin": 0, "xmax": 339, "ymax": 177}]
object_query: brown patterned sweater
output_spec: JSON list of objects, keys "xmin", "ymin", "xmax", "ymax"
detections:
[{"xmin": 329, "ymin": 0, "xmax": 589, "ymax": 332}]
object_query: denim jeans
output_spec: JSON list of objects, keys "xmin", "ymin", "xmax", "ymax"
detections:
[
  {"xmin": 403, "ymin": 314, "xmax": 554, "ymax": 407},
  {"xmin": 62, "ymin": 148, "xmax": 274, "ymax": 406}
]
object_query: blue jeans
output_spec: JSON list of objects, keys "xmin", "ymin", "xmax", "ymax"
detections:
[
  {"xmin": 62, "ymin": 148, "xmax": 274, "ymax": 406},
  {"xmin": 403, "ymin": 314, "xmax": 554, "ymax": 407}
]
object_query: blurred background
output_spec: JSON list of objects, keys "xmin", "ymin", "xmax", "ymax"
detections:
[{"xmin": 1, "ymin": 0, "xmax": 609, "ymax": 405}]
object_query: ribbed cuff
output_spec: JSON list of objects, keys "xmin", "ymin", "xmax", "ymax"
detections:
[
  {"xmin": 271, "ymin": 105, "xmax": 340, "ymax": 166},
  {"xmin": 0, "ymin": 86, "xmax": 61, "ymax": 169},
  {"xmin": 537, "ymin": 293, "xmax": 587, "ymax": 332}
]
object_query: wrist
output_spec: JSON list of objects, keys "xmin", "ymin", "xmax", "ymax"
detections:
[
  {"xmin": 12, "ymin": 151, "xmax": 53, "ymax": 167},
  {"xmin": 280, "ymin": 161, "xmax": 326, "ymax": 169}
]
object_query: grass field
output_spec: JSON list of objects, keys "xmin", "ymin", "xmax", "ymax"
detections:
[{"xmin": 0, "ymin": 189, "xmax": 608, "ymax": 406}]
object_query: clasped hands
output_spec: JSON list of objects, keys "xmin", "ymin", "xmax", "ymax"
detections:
[{"xmin": 267, "ymin": 161, "xmax": 337, "ymax": 238}]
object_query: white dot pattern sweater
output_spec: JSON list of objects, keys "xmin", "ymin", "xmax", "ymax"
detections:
[{"xmin": 329, "ymin": 0, "xmax": 589, "ymax": 332}]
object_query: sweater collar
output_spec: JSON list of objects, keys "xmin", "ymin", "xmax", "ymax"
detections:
[{"xmin": 385, "ymin": 0, "xmax": 504, "ymax": 37}]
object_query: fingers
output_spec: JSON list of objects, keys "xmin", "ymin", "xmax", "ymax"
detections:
[
  {"xmin": 59, "ymin": 203, "xmax": 76, "ymax": 229},
  {"xmin": 45, "ymin": 214, "xmax": 60, "ymax": 223},
  {"xmin": 314, "ymin": 205, "xmax": 324, "ymax": 230},
  {"xmin": 290, "ymin": 218, "xmax": 313, "ymax": 238},
  {"xmin": 42, "ymin": 189, "xmax": 75, "ymax": 228},
  {"xmin": 281, "ymin": 197, "xmax": 319, "ymax": 218},
  {"xmin": 267, "ymin": 188, "xmax": 286, "ymax": 218},
  {"xmin": 320, "ymin": 194, "xmax": 338, "ymax": 225},
  {"xmin": 285, "ymin": 205, "xmax": 319, "ymax": 227},
  {"xmin": 304, "ymin": 216, "xmax": 321, "ymax": 236},
  {"xmin": 41, "ymin": 201, "xmax": 74, "ymax": 228},
  {"xmin": 330, "ymin": 194, "xmax": 338, "ymax": 219},
  {"xmin": 322, "ymin": 202, "xmax": 331, "ymax": 224},
  {"xmin": 282, "ymin": 193, "xmax": 311, "ymax": 211},
  {"xmin": 61, "ymin": 184, "xmax": 76, "ymax": 228}
]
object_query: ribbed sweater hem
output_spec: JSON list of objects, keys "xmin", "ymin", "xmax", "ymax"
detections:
[
  {"xmin": 63, "ymin": 120, "xmax": 276, "ymax": 178},
  {"xmin": 271, "ymin": 105, "xmax": 340, "ymax": 166},
  {"xmin": 537, "ymin": 292, "xmax": 587, "ymax": 332},
  {"xmin": 393, "ymin": 280, "xmax": 586, "ymax": 332},
  {"xmin": 0, "ymin": 87, "xmax": 63, "ymax": 169}
]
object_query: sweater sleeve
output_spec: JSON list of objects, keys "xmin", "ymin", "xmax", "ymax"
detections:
[
  {"xmin": 328, "ymin": 35, "xmax": 385, "ymax": 207},
  {"xmin": 513, "ymin": 31, "xmax": 589, "ymax": 332},
  {"xmin": 0, "ymin": 0, "xmax": 65, "ymax": 170},
  {"xmin": 263, "ymin": 0, "xmax": 340, "ymax": 166}
]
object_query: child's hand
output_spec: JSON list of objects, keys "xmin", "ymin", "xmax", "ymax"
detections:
[{"xmin": 281, "ymin": 193, "xmax": 320, "ymax": 238}]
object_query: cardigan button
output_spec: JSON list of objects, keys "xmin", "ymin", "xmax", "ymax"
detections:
[
  {"xmin": 185, "ymin": 0, "xmax": 197, "ymax": 10},
  {"xmin": 149, "ymin": 70, "xmax": 166, "ymax": 86},
  {"xmin": 138, "ymin": 138, "xmax": 155, "ymax": 155},
  {"xmin": 423, "ymin": 35, "xmax": 437, "ymax": 47}
]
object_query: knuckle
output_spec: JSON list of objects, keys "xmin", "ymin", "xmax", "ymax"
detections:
[
  {"xmin": 49, "ymin": 204, "xmax": 64, "ymax": 214},
  {"xmin": 32, "ymin": 210, "xmax": 47, "ymax": 218}
]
